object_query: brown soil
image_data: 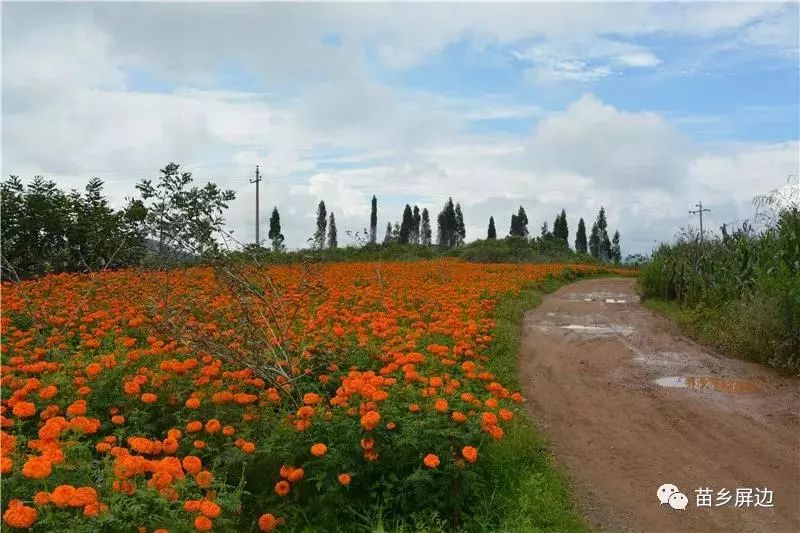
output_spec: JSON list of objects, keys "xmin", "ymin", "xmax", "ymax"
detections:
[{"xmin": 517, "ymin": 277, "xmax": 800, "ymax": 532}]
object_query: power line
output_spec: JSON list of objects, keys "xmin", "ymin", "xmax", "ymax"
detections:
[{"xmin": 689, "ymin": 201, "xmax": 711, "ymax": 244}]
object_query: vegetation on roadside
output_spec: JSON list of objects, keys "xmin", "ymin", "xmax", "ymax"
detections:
[{"xmin": 639, "ymin": 199, "xmax": 799, "ymax": 374}]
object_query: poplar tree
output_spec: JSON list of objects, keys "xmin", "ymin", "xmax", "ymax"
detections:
[
  {"xmin": 399, "ymin": 204, "xmax": 413, "ymax": 244},
  {"xmin": 420, "ymin": 208, "xmax": 432, "ymax": 246},
  {"xmin": 327, "ymin": 212, "xmax": 337, "ymax": 249},
  {"xmin": 314, "ymin": 200, "xmax": 327, "ymax": 249},
  {"xmin": 369, "ymin": 195, "xmax": 377, "ymax": 244},
  {"xmin": 575, "ymin": 217, "xmax": 588, "ymax": 254},
  {"xmin": 268, "ymin": 207, "xmax": 284, "ymax": 251},
  {"xmin": 487, "ymin": 216, "xmax": 497, "ymax": 239}
]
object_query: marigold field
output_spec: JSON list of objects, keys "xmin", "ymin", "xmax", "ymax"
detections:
[{"xmin": 1, "ymin": 259, "xmax": 617, "ymax": 532}]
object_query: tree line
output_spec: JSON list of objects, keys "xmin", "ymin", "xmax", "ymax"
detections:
[{"xmin": 2, "ymin": 163, "xmax": 623, "ymax": 278}]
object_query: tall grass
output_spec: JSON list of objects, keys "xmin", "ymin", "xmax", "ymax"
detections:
[{"xmin": 639, "ymin": 208, "xmax": 800, "ymax": 374}]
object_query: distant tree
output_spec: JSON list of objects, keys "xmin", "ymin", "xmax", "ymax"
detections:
[
  {"xmin": 510, "ymin": 206, "xmax": 528, "ymax": 237},
  {"xmin": 589, "ymin": 221, "xmax": 600, "ymax": 258},
  {"xmin": 392, "ymin": 221, "xmax": 401, "ymax": 241},
  {"xmin": 487, "ymin": 216, "xmax": 497, "ymax": 240},
  {"xmin": 314, "ymin": 200, "xmax": 327, "ymax": 249},
  {"xmin": 412, "ymin": 205, "xmax": 421, "ymax": 244},
  {"xmin": 611, "ymin": 230, "xmax": 621, "ymax": 263},
  {"xmin": 540, "ymin": 221, "xmax": 551, "ymax": 239},
  {"xmin": 383, "ymin": 221, "xmax": 393, "ymax": 243},
  {"xmin": 437, "ymin": 197, "xmax": 459, "ymax": 249},
  {"xmin": 136, "ymin": 162, "xmax": 235, "ymax": 258},
  {"xmin": 597, "ymin": 207, "xmax": 610, "ymax": 261},
  {"xmin": 369, "ymin": 195, "xmax": 378, "ymax": 244},
  {"xmin": 399, "ymin": 204, "xmax": 413, "ymax": 244},
  {"xmin": 455, "ymin": 203, "xmax": 466, "ymax": 246},
  {"xmin": 327, "ymin": 212, "xmax": 338, "ymax": 249},
  {"xmin": 553, "ymin": 208, "xmax": 569, "ymax": 246},
  {"xmin": 268, "ymin": 207, "xmax": 285, "ymax": 251},
  {"xmin": 420, "ymin": 208, "xmax": 432, "ymax": 246},
  {"xmin": 575, "ymin": 217, "xmax": 588, "ymax": 254}
]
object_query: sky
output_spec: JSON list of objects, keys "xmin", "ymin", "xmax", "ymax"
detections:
[{"xmin": 2, "ymin": 1, "xmax": 799, "ymax": 255}]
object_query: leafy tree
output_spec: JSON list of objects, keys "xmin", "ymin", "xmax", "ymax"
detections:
[
  {"xmin": 370, "ymin": 195, "xmax": 377, "ymax": 244},
  {"xmin": 136, "ymin": 162, "xmax": 235, "ymax": 259},
  {"xmin": 327, "ymin": 212, "xmax": 338, "ymax": 249},
  {"xmin": 611, "ymin": 230, "xmax": 621, "ymax": 263},
  {"xmin": 487, "ymin": 216, "xmax": 497, "ymax": 240},
  {"xmin": 399, "ymin": 204, "xmax": 413, "ymax": 244},
  {"xmin": 509, "ymin": 206, "xmax": 528, "ymax": 237},
  {"xmin": 420, "ymin": 208, "xmax": 432, "ymax": 246},
  {"xmin": 392, "ymin": 221, "xmax": 401, "ymax": 241},
  {"xmin": 268, "ymin": 207, "xmax": 285, "ymax": 251},
  {"xmin": 575, "ymin": 218, "xmax": 588, "ymax": 254},
  {"xmin": 314, "ymin": 200, "xmax": 327, "ymax": 249}
]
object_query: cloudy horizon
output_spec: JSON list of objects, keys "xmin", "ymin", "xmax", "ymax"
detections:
[{"xmin": 3, "ymin": 1, "xmax": 798, "ymax": 255}]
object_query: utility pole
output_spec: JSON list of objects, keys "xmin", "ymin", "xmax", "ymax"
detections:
[
  {"xmin": 250, "ymin": 165, "xmax": 261, "ymax": 246},
  {"xmin": 689, "ymin": 201, "xmax": 711, "ymax": 243}
]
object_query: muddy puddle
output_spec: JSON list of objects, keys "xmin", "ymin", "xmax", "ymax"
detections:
[{"xmin": 654, "ymin": 376, "xmax": 765, "ymax": 394}]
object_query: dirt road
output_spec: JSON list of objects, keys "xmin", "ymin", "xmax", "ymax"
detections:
[{"xmin": 518, "ymin": 278, "xmax": 800, "ymax": 532}]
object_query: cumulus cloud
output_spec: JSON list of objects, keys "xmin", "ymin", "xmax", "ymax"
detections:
[{"xmin": 2, "ymin": 2, "xmax": 798, "ymax": 257}]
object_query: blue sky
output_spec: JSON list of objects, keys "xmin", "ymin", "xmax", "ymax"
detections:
[{"xmin": 3, "ymin": 2, "xmax": 799, "ymax": 254}]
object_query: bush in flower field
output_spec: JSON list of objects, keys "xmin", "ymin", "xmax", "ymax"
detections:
[{"xmin": 1, "ymin": 259, "xmax": 618, "ymax": 531}]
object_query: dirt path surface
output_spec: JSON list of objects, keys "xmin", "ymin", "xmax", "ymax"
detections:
[{"xmin": 518, "ymin": 278, "xmax": 800, "ymax": 532}]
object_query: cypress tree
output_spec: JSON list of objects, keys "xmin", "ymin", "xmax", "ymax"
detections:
[
  {"xmin": 421, "ymin": 208, "xmax": 432, "ymax": 246},
  {"xmin": 611, "ymin": 230, "xmax": 621, "ymax": 263},
  {"xmin": 327, "ymin": 212, "xmax": 337, "ymax": 249},
  {"xmin": 369, "ymin": 195, "xmax": 377, "ymax": 244},
  {"xmin": 487, "ymin": 216, "xmax": 497, "ymax": 239},
  {"xmin": 383, "ymin": 221, "xmax": 392, "ymax": 243},
  {"xmin": 575, "ymin": 218, "xmax": 587, "ymax": 254},
  {"xmin": 554, "ymin": 208, "xmax": 568, "ymax": 246},
  {"xmin": 399, "ymin": 204, "xmax": 413, "ymax": 244},
  {"xmin": 510, "ymin": 206, "xmax": 528, "ymax": 237},
  {"xmin": 437, "ymin": 197, "xmax": 458, "ymax": 248},
  {"xmin": 597, "ymin": 207, "xmax": 610, "ymax": 261},
  {"xmin": 268, "ymin": 206, "xmax": 284, "ymax": 251},
  {"xmin": 412, "ymin": 205, "xmax": 421, "ymax": 244},
  {"xmin": 589, "ymin": 221, "xmax": 600, "ymax": 258},
  {"xmin": 455, "ymin": 203, "xmax": 466, "ymax": 246},
  {"xmin": 314, "ymin": 200, "xmax": 327, "ymax": 249}
]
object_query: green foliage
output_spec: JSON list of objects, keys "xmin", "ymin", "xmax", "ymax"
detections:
[
  {"xmin": 487, "ymin": 217, "xmax": 497, "ymax": 240},
  {"xmin": 640, "ymin": 209, "xmax": 800, "ymax": 374},
  {"xmin": 135, "ymin": 162, "xmax": 236, "ymax": 259},
  {"xmin": 1, "ymin": 176, "xmax": 147, "ymax": 279},
  {"xmin": 575, "ymin": 218, "xmax": 587, "ymax": 255},
  {"xmin": 269, "ymin": 207, "xmax": 285, "ymax": 252}
]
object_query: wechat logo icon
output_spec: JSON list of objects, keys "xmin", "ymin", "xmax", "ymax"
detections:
[{"xmin": 658, "ymin": 483, "xmax": 688, "ymax": 510}]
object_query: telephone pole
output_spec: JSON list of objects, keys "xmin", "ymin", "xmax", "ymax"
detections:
[
  {"xmin": 250, "ymin": 165, "xmax": 262, "ymax": 246},
  {"xmin": 689, "ymin": 201, "xmax": 711, "ymax": 243}
]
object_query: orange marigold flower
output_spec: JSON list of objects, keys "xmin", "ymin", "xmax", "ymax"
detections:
[
  {"xmin": 111, "ymin": 415, "xmax": 125, "ymax": 425},
  {"xmin": 38, "ymin": 385, "xmax": 57, "ymax": 400},
  {"xmin": 50, "ymin": 485, "xmax": 77, "ymax": 507},
  {"xmin": 451, "ymin": 411, "xmax": 467, "ymax": 423},
  {"xmin": 193, "ymin": 515, "xmax": 213, "ymax": 531},
  {"xmin": 22, "ymin": 455, "xmax": 52, "ymax": 479},
  {"xmin": 360, "ymin": 410, "xmax": 380, "ymax": 431},
  {"xmin": 86, "ymin": 363, "xmax": 102, "ymax": 377},
  {"xmin": 186, "ymin": 421, "xmax": 203, "ymax": 433},
  {"xmin": 287, "ymin": 467, "xmax": 304, "ymax": 483},
  {"xmin": 222, "ymin": 425, "xmax": 235, "ymax": 436},
  {"xmin": 337, "ymin": 473, "xmax": 351, "ymax": 486},
  {"xmin": 498, "ymin": 409, "xmax": 513, "ymax": 422},
  {"xmin": 199, "ymin": 500, "xmax": 221, "ymax": 518},
  {"xmin": 240, "ymin": 441, "xmax": 256, "ymax": 453},
  {"xmin": 12, "ymin": 401, "xmax": 36, "ymax": 418},
  {"xmin": 386, "ymin": 422, "xmax": 396, "ymax": 430},
  {"xmin": 423, "ymin": 453, "xmax": 440, "ymax": 468},
  {"xmin": 33, "ymin": 491, "xmax": 50, "ymax": 505},
  {"xmin": 1, "ymin": 457, "xmax": 13, "ymax": 474},
  {"xmin": 310, "ymin": 443, "xmax": 327, "ymax": 457},
  {"xmin": 204, "ymin": 419, "xmax": 221, "ymax": 433},
  {"xmin": 274, "ymin": 480, "xmax": 291, "ymax": 497},
  {"xmin": 195, "ymin": 470, "xmax": 213, "ymax": 488},
  {"xmin": 185, "ymin": 398, "xmax": 201, "ymax": 409},
  {"xmin": 258, "ymin": 513, "xmax": 283, "ymax": 531},
  {"xmin": 434, "ymin": 398, "xmax": 448, "ymax": 412},
  {"xmin": 3, "ymin": 499, "xmax": 37, "ymax": 528},
  {"xmin": 462, "ymin": 446, "xmax": 478, "ymax": 463},
  {"xmin": 182, "ymin": 455, "xmax": 202, "ymax": 474},
  {"xmin": 141, "ymin": 393, "xmax": 157, "ymax": 404},
  {"xmin": 66, "ymin": 400, "xmax": 87, "ymax": 417},
  {"xmin": 408, "ymin": 403, "xmax": 420, "ymax": 413}
]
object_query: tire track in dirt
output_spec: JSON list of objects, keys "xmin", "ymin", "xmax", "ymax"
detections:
[{"xmin": 518, "ymin": 278, "xmax": 799, "ymax": 532}]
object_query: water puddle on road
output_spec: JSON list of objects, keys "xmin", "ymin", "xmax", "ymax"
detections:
[{"xmin": 654, "ymin": 376, "xmax": 764, "ymax": 394}]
